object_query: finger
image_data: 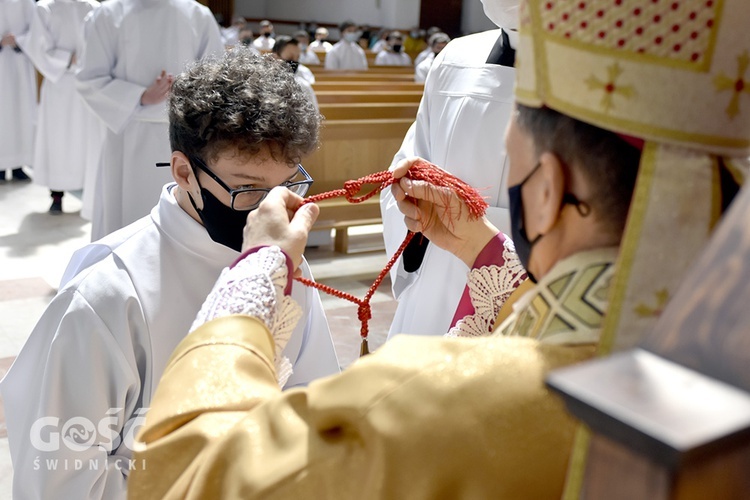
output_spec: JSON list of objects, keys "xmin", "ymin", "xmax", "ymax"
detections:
[
  {"xmin": 391, "ymin": 156, "xmax": 422, "ymax": 179},
  {"xmin": 395, "ymin": 195, "xmax": 420, "ymax": 220},
  {"xmin": 289, "ymin": 202, "xmax": 319, "ymax": 235},
  {"xmin": 402, "ymin": 178, "xmax": 461, "ymax": 212},
  {"xmin": 402, "ymin": 214, "xmax": 425, "ymax": 233},
  {"xmin": 391, "ymin": 181, "xmax": 406, "ymax": 202}
]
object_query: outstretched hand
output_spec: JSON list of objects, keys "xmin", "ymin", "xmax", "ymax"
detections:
[
  {"xmin": 242, "ymin": 187, "xmax": 319, "ymax": 271},
  {"xmin": 391, "ymin": 157, "xmax": 499, "ymax": 267},
  {"xmin": 140, "ymin": 70, "xmax": 173, "ymax": 105}
]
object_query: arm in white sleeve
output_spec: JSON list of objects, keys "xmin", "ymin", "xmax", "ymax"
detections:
[
  {"xmin": 75, "ymin": 9, "xmax": 145, "ymax": 134},
  {"xmin": 22, "ymin": 4, "xmax": 72, "ymax": 83}
]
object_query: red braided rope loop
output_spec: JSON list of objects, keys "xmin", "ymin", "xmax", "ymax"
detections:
[{"xmin": 294, "ymin": 160, "xmax": 488, "ymax": 343}]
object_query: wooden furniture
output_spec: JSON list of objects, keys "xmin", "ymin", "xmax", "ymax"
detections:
[
  {"xmin": 315, "ymin": 91, "xmax": 423, "ymax": 104},
  {"xmin": 547, "ymin": 184, "xmax": 750, "ymax": 499},
  {"xmin": 319, "ymin": 102, "xmax": 419, "ymax": 120},
  {"xmin": 313, "ymin": 81, "xmax": 423, "ymax": 92},
  {"xmin": 304, "ymin": 117, "xmax": 413, "ymax": 253}
]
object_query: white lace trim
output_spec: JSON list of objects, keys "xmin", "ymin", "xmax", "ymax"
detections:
[
  {"xmin": 190, "ymin": 246, "xmax": 302, "ymax": 387},
  {"xmin": 446, "ymin": 238, "xmax": 526, "ymax": 338}
]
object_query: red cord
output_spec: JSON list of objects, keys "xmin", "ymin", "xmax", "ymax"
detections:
[{"xmin": 294, "ymin": 160, "xmax": 488, "ymax": 349}]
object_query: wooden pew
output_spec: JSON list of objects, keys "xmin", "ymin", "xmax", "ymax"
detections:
[
  {"xmin": 315, "ymin": 91, "xmax": 423, "ymax": 104},
  {"xmin": 309, "ymin": 65, "xmax": 416, "ymax": 75},
  {"xmin": 313, "ymin": 81, "xmax": 423, "ymax": 92},
  {"xmin": 319, "ymin": 102, "xmax": 419, "ymax": 120},
  {"xmin": 313, "ymin": 72, "xmax": 415, "ymax": 82},
  {"xmin": 304, "ymin": 118, "xmax": 413, "ymax": 252},
  {"xmin": 306, "ymin": 118, "xmax": 412, "ymax": 195}
]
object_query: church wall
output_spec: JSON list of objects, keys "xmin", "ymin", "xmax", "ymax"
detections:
[{"xmin": 233, "ymin": 0, "xmax": 496, "ymax": 36}]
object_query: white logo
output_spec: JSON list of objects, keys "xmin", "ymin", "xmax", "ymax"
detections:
[{"xmin": 29, "ymin": 408, "xmax": 148, "ymax": 453}]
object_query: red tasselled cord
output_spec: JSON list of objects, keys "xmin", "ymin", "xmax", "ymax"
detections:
[{"xmin": 295, "ymin": 160, "xmax": 488, "ymax": 356}]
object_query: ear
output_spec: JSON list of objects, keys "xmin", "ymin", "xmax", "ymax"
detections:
[
  {"xmin": 533, "ymin": 151, "xmax": 566, "ymax": 235},
  {"xmin": 172, "ymin": 151, "xmax": 203, "ymax": 210}
]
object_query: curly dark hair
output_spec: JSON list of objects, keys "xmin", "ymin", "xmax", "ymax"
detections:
[
  {"xmin": 168, "ymin": 48, "xmax": 320, "ymax": 165},
  {"xmin": 515, "ymin": 104, "xmax": 641, "ymax": 239}
]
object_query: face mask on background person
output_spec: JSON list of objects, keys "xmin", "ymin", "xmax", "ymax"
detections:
[
  {"xmin": 285, "ymin": 60, "xmax": 300, "ymax": 73},
  {"xmin": 480, "ymin": 0, "xmax": 520, "ymax": 30},
  {"xmin": 343, "ymin": 32, "xmax": 359, "ymax": 43},
  {"xmin": 392, "ymin": 44, "xmax": 403, "ymax": 53}
]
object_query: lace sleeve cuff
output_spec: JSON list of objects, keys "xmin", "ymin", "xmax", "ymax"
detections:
[
  {"xmin": 446, "ymin": 235, "xmax": 527, "ymax": 338},
  {"xmin": 190, "ymin": 246, "xmax": 302, "ymax": 387}
]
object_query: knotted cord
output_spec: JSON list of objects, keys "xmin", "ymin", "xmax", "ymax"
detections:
[{"xmin": 294, "ymin": 160, "xmax": 488, "ymax": 356}]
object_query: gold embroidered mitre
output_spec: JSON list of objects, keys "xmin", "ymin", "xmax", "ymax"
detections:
[{"xmin": 515, "ymin": 0, "xmax": 750, "ymax": 353}]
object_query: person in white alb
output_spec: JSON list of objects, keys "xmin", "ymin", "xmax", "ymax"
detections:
[
  {"xmin": 271, "ymin": 36, "xmax": 318, "ymax": 110},
  {"xmin": 253, "ymin": 19, "xmax": 275, "ymax": 51},
  {"xmin": 309, "ymin": 26, "xmax": 333, "ymax": 52},
  {"xmin": 414, "ymin": 32, "xmax": 450, "ymax": 83},
  {"xmin": 220, "ymin": 15, "xmax": 245, "ymax": 47},
  {"xmin": 0, "ymin": 50, "xmax": 340, "ymax": 500},
  {"xmin": 413, "ymin": 26, "xmax": 443, "ymax": 67},
  {"xmin": 21, "ymin": 0, "xmax": 100, "ymax": 214},
  {"xmin": 0, "ymin": 0, "xmax": 36, "ymax": 182},
  {"xmin": 380, "ymin": 0, "xmax": 521, "ymax": 339},
  {"xmin": 295, "ymin": 30, "xmax": 320, "ymax": 66},
  {"xmin": 75, "ymin": 0, "xmax": 223, "ymax": 240},
  {"xmin": 324, "ymin": 20, "xmax": 367, "ymax": 70},
  {"xmin": 374, "ymin": 31, "xmax": 412, "ymax": 66}
]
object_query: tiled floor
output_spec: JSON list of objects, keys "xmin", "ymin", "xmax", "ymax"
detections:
[{"xmin": 0, "ymin": 174, "xmax": 396, "ymax": 498}]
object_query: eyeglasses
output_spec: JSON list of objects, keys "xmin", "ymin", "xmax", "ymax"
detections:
[{"xmin": 190, "ymin": 156, "xmax": 314, "ymax": 211}]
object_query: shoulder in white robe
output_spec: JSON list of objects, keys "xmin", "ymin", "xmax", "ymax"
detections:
[
  {"xmin": 374, "ymin": 50, "xmax": 411, "ymax": 66},
  {"xmin": 0, "ymin": 184, "xmax": 340, "ymax": 500},
  {"xmin": 380, "ymin": 29, "xmax": 515, "ymax": 339},
  {"xmin": 324, "ymin": 40, "xmax": 368, "ymax": 70},
  {"xmin": 298, "ymin": 48, "xmax": 319, "ymax": 66},
  {"xmin": 75, "ymin": 0, "xmax": 223, "ymax": 239},
  {"xmin": 414, "ymin": 52, "xmax": 435, "ymax": 83}
]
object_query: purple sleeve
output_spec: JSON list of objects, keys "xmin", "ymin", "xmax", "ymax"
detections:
[{"xmin": 448, "ymin": 234, "xmax": 515, "ymax": 329}]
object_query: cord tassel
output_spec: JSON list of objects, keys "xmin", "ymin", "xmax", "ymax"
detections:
[{"xmin": 295, "ymin": 160, "xmax": 488, "ymax": 357}]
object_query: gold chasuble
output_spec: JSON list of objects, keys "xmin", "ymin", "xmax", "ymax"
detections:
[
  {"xmin": 496, "ymin": 248, "xmax": 617, "ymax": 346},
  {"xmin": 130, "ymin": 316, "xmax": 595, "ymax": 499}
]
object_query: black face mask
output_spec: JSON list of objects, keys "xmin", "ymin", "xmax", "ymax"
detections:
[
  {"xmin": 285, "ymin": 59, "xmax": 299, "ymax": 73},
  {"xmin": 508, "ymin": 162, "xmax": 589, "ymax": 283},
  {"xmin": 392, "ymin": 44, "xmax": 403, "ymax": 53},
  {"xmin": 263, "ymin": 32, "xmax": 272, "ymax": 38},
  {"xmin": 508, "ymin": 163, "xmax": 542, "ymax": 283},
  {"xmin": 240, "ymin": 38, "xmax": 252, "ymax": 46},
  {"xmin": 189, "ymin": 188, "xmax": 250, "ymax": 252}
]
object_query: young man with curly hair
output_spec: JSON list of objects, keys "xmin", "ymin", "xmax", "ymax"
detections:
[{"xmin": 0, "ymin": 49, "xmax": 340, "ymax": 500}]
